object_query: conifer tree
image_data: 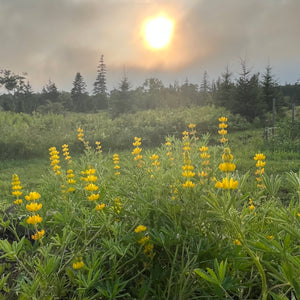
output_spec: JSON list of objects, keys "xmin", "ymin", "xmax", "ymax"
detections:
[
  {"xmin": 93, "ymin": 54, "xmax": 108, "ymax": 109},
  {"xmin": 71, "ymin": 72, "xmax": 88, "ymax": 112}
]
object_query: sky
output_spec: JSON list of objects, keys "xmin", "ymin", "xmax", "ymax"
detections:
[{"xmin": 1, "ymin": 0, "xmax": 300, "ymax": 93}]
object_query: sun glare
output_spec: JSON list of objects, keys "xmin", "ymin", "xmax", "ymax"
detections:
[{"xmin": 144, "ymin": 16, "xmax": 173, "ymax": 50}]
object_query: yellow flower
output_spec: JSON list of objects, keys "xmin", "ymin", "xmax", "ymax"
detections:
[
  {"xmin": 25, "ymin": 192, "xmax": 41, "ymax": 201},
  {"xmin": 135, "ymin": 225, "xmax": 147, "ymax": 233},
  {"xmin": 219, "ymin": 116, "xmax": 228, "ymax": 122},
  {"xmin": 14, "ymin": 199, "xmax": 23, "ymax": 205},
  {"xmin": 249, "ymin": 204, "xmax": 255, "ymax": 210},
  {"xmin": 138, "ymin": 235, "xmax": 150, "ymax": 245},
  {"xmin": 233, "ymin": 239, "xmax": 241, "ymax": 245},
  {"xmin": 31, "ymin": 229, "xmax": 45, "ymax": 240},
  {"xmin": 12, "ymin": 190, "xmax": 22, "ymax": 197},
  {"xmin": 73, "ymin": 261, "xmax": 84, "ymax": 270},
  {"xmin": 27, "ymin": 215, "xmax": 42, "ymax": 225},
  {"xmin": 26, "ymin": 202, "xmax": 42, "ymax": 212},
  {"xmin": 132, "ymin": 147, "xmax": 142, "ymax": 155},
  {"xmin": 215, "ymin": 178, "xmax": 238, "ymax": 189},
  {"xmin": 143, "ymin": 243, "xmax": 154, "ymax": 254},
  {"xmin": 182, "ymin": 180, "xmax": 195, "ymax": 188},
  {"xmin": 219, "ymin": 122, "xmax": 228, "ymax": 129},
  {"xmin": 218, "ymin": 129, "xmax": 227, "ymax": 135},
  {"xmin": 267, "ymin": 235, "xmax": 274, "ymax": 240},
  {"xmin": 150, "ymin": 154, "xmax": 159, "ymax": 160},
  {"xmin": 254, "ymin": 153, "xmax": 266, "ymax": 161},
  {"xmin": 182, "ymin": 171, "xmax": 195, "ymax": 178},
  {"xmin": 256, "ymin": 161, "xmax": 266, "ymax": 168},
  {"xmin": 88, "ymin": 193, "xmax": 100, "ymax": 201},
  {"xmin": 219, "ymin": 163, "xmax": 236, "ymax": 172},
  {"xmin": 220, "ymin": 137, "xmax": 228, "ymax": 143},
  {"xmin": 199, "ymin": 146, "xmax": 208, "ymax": 152},
  {"xmin": 95, "ymin": 203, "xmax": 105, "ymax": 211},
  {"xmin": 85, "ymin": 184, "xmax": 98, "ymax": 191}
]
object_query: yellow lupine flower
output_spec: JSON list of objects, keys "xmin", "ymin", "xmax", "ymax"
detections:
[
  {"xmin": 138, "ymin": 235, "xmax": 150, "ymax": 245},
  {"xmin": 12, "ymin": 190, "xmax": 22, "ymax": 197},
  {"xmin": 254, "ymin": 153, "xmax": 266, "ymax": 161},
  {"xmin": 84, "ymin": 184, "xmax": 98, "ymax": 191},
  {"xmin": 218, "ymin": 129, "xmax": 227, "ymax": 135},
  {"xmin": 73, "ymin": 261, "xmax": 84, "ymax": 270},
  {"xmin": 25, "ymin": 192, "xmax": 41, "ymax": 201},
  {"xmin": 31, "ymin": 229, "xmax": 45, "ymax": 240},
  {"xmin": 219, "ymin": 122, "xmax": 228, "ymax": 129},
  {"xmin": 95, "ymin": 203, "xmax": 105, "ymax": 211},
  {"xmin": 87, "ymin": 193, "xmax": 100, "ymax": 201},
  {"xmin": 256, "ymin": 161, "xmax": 266, "ymax": 168},
  {"xmin": 219, "ymin": 117, "xmax": 228, "ymax": 122},
  {"xmin": 135, "ymin": 225, "xmax": 147, "ymax": 233},
  {"xmin": 14, "ymin": 199, "xmax": 23, "ymax": 205},
  {"xmin": 233, "ymin": 239, "xmax": 242, "ymax": 245},
  {"xmin": 182, "ymin": 180, "xmax": 195, "ymax": 188},
  {"xmin": 219, "ymin": 162, "xmax": 236, "ymax": 172},
  {"xmin": 26, "ymin": 202, "xmax": 42, "ymax": 212},
  {"xmin": 199, "ymin": 146, "xmax": 208, "ymax": 152},
  {"xmin": 26, "ymin": 215, "xmax": 42, "ymax": 225}
]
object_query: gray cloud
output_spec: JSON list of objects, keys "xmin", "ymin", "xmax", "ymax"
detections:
[{"xmin": 0, "ymin": 0, "xmax": 299, "ymax": 92}]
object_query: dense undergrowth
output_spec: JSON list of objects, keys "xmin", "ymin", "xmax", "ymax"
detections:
[{"xmin": 0, "ymin": 114, "xmax": 299, "ymax": 299}]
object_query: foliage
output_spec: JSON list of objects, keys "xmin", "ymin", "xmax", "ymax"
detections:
[{"xmin": 0, "ymin": 117, "xmax": 300, "ymax": 299}]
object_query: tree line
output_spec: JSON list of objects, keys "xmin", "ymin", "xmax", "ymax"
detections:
[{"xmin": 0, "ymin": 55, "xmax": 299, "ymax": 123}]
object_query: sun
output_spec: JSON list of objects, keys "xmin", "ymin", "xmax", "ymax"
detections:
[{"xmin": 144, "ymin": 16, "xmax": 174, "ymax": 50}]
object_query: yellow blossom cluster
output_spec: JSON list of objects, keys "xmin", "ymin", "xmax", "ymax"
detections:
[
  {"xmin": 218, "ymin": 116, "xmax": 228, "ymax": 144},
  {"xmin": 112, "ymin": 197, "xmax": 122, "ymax": 218},
  {"xmin": 77, "ymin": 127, "xmax": 90, "ymax": 150},
  {"xmin": 215, "ymin": 177, "xmax": 238, "ymax": 190},
  {"xmin": 198, "ymin": 146, "xmax": 210, "ymax": 184},
  {"xmin": 248, "ymin": 198, "xmax": 255, "ymax": 211},
  {"xmin": 62, "ymin": 144, "xmax": 72, "ymax": 163},
  {"xmin": 165, "ymin": 138, "xmax": 174, "ymax": 162},
  {"xmin": 170, "ymin": 184, "xmax": 179, "ymax": 201},
  {"xmin": 132, "ymin": 137, "xmax": 143, "ymax": 168},
  {"xmin": 135, "ymin": 225, "xmax": 154, "ymax": 259},
  {"xmin": 65, "ymin": 169, "xmax": 76, "ymax": 193},
  {"xmin": 182, "ymin": 131, "xmax": 195, "ymax": 188},
  {"xmin": 188, "ymin": 123, "xmax": 197, "ymax": 137},
  {"xmin": 113, "ymin": 154, "xmax": 120, "ymax": 176},
  {"xmin": 11, "ymin": 174, "xmax": 23, "ymax": 205},
  {"xmin": 150, "ymin": 154, "xmax": 160, "ymax": 170},
  {"xmin": 81, "ymin": 167, "xmax": 105, "ymax": 210},
  {"xmin": 254, "ymin": 153, "xmax": 266, "ymax": 188},
  {"xmin": 73, "ymin": 257, "xmax": 84, "ymax": 270},
  {"xmin": 49, "ymin": 146, "xmax": 61, "ymax": 176},
  {"xmin": 95, "ymin": 141, "xmax": 102, "ymax": 153},
  {"xmin": 219, "ymin": 148, "xmax": 236, "ymax": 173},
  {"xmin": 25, "ymin": 191, "xmax": 45, "ymax": 241}
]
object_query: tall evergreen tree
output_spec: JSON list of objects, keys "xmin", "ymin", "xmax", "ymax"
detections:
[
  {"xmin": 71, "ymin": 72, "xmax": 88, "ymax": 112},
  {"xmin": 93, "ymin": 54, "xmax": 108, "ymax": 109},
  {"xmin": 109, "ymin": 76, "xmax": 132, "ymax": 118},
  {"xmin": 261, "ymin": 64, "xmax": 279, "ymax": 113},
  {"xmin": 234, "ymin": 60, "xmax": 261, "ymax": 121},
  {"xmin": 214, "ymin": 66, "xmax": 235, "ymax": 109},
  {"xmin": 42, "ymin": 79, "xmax": 59, "ymax": 102},
  {"xmin": 200, "ymin": 71, "xmax": 211, "ymax": 105}
]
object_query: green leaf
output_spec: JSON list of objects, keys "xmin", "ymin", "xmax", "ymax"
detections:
[{"xmin": 194, "ymin": 268, "xmax": 218, "ymax": 285}]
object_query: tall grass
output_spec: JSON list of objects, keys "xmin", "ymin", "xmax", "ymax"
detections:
[{"xmin": 0, "ymin": 118, "xmax": 299, "ymax": 299}]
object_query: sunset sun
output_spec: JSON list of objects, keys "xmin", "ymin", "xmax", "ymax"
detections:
[{"xmin": 144, "ymin": 16, "xmax": 174, "ymax": 49}]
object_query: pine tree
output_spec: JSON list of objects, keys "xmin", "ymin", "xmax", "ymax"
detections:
[
  {"xmin": 261, "ymin": 64, "xmax": 279, "ymax": 113},
  {"xmin": 93, "ymin": 54, "xmax": 108, "ymax": 109},
  {"xmin": 42, "ymin": 80, "xmax": 59, "ymax": 102},
  {"xmin": 71, "ymin": 72, "xmax": 88, "ymax": 112}
]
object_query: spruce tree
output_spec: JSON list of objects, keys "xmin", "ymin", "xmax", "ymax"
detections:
[
  {"xmin": 71, "ymin": 72, "xmax": 88, "ymax": 112},
  {"xmin": 93, "ymin": 54, "xmax": 108, "ymax": 109}
]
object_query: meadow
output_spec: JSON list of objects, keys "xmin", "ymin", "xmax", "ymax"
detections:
[{"xmin": 0, "ymin": 108, "xmax": 300, "ymax": 299}]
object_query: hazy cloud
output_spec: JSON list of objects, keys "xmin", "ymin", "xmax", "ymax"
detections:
[{"xmin": 0, "ymin": 0, "xmax": 299, "ymax": 91}]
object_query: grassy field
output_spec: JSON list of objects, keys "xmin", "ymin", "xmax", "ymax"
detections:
[{"xmin": 0, "ymin": 111, "xmax": 299, "ymax": 299}]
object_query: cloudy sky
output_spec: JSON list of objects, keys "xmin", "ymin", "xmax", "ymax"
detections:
[{"xmin": 1, "ymin": 0, "xmax": 300, "ymax": 92}]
